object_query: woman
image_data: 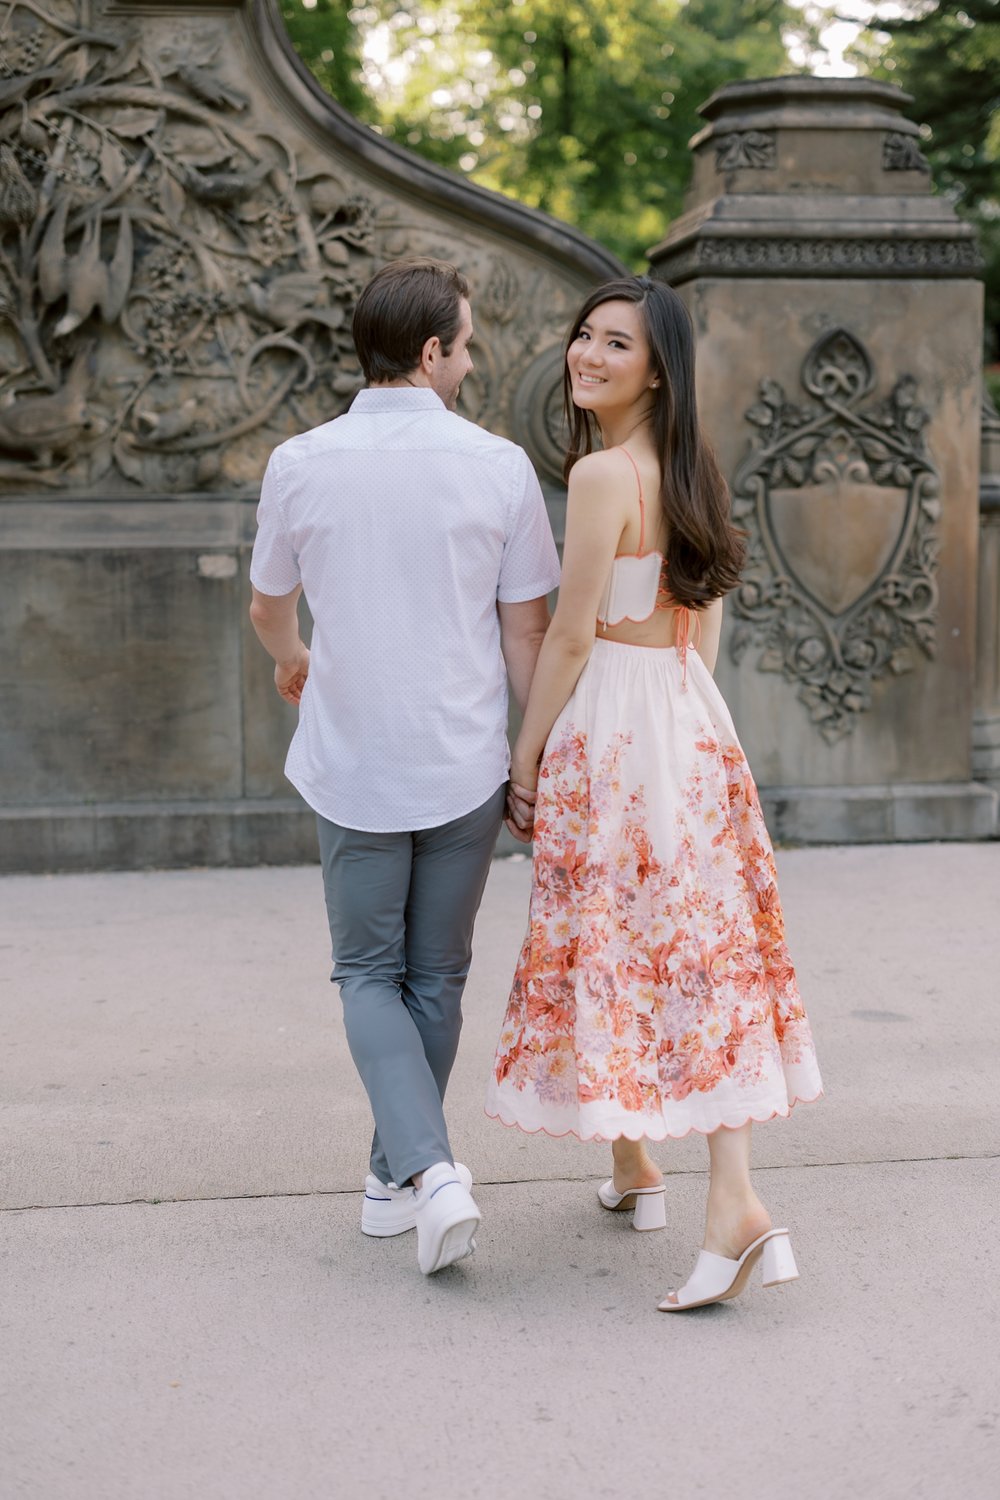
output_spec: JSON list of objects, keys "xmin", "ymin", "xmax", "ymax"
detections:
[{"xmin": 486, "ymin": 276, "xmax": 822, "ymax": 1311}]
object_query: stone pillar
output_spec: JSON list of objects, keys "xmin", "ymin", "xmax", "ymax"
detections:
[
  {"xmin": 973, "ymin": 385, "xmax": 1000, "ymax": 781},
  {"xmin": 650, "ymin": 78, "xmax": 996, "ymax": 842}
]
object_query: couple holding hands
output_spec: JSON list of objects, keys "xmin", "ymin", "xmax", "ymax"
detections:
[{"xmin": 249, "ymin": 257, "xmax": 821, "ymax": 1313}]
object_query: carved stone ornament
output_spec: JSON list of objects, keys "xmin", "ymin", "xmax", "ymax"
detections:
[
  {"xmin": 0, "ymin": 0, "xmax": 615, "ymax": 496},
  {"xmin": 729, "ymin": 329, "xmax": 941, "ymax": 743},
  {"xmin": 882, "ymin": 131, "xmax": 931, "ymax": 173},
  {"xmin": 657, "ymin": 235, "xmax": 983, "ymax": 284},
  {"xmin": 714, "ymin": 131, "xmax": 776, "ymax": 171}
]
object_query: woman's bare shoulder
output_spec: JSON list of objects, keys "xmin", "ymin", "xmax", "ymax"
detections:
[{"xmin": 567, "ymin": 448, "xmax": 636, "ymax": 494}]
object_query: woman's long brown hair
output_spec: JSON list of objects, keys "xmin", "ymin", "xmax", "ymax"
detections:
[{"xmin": 562, "ymin": 276, "xmax": 745, "ymax": 608}]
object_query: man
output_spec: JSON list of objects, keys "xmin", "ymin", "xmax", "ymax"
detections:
[{"xmin": 249, "ymin": 258, "xmax": 559, "ymax": 1274}]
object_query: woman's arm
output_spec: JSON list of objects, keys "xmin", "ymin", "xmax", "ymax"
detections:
[
  {"xmin": 697, "ymin": 597, "xmax": 724, "ymax": 675},
  {"xmin": 509, "ymin": 451, "xmax": 629, "ymax": 788}
]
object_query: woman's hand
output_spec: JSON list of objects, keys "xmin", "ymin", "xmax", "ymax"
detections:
[{"xmin": 504, "ymin": 763, "xmax": 539, "ymax": 844}]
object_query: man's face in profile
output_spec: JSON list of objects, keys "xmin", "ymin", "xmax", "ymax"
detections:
[{"xmin": 430, "ymin": 297, "xmax": 475, "ymax": 411}]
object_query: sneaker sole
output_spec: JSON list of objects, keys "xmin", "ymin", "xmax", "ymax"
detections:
[
  {"xmin": 361, "ymin": 1211, "xmax": 416, "ymax": 1238},
  {"xmin": 420, "ymin": 1213, "xmax": 480, "ymax": 1275}
]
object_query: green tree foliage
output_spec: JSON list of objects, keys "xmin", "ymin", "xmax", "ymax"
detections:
[
  {"xmin": 282, "ymin": 0, "xmax": 809, "ymax": 266},
  {"xmin": 279, "ymin": 0, "xmax": 370, "ymax": 119},
  {"xmin": 849, "ymin": 0, "xmax": 1000, "ymax": 359}
]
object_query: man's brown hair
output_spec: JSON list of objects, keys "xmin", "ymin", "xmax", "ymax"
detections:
[{"xmin": 351, "ymin": 258, "xmax": 470, "ymax": 384}]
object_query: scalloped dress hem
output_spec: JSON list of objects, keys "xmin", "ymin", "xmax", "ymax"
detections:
[{"xmin": 483, "ymin": 1086, "xmax": 824, "ymax": 1146}]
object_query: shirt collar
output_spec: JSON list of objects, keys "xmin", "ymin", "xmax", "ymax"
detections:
[{"xmin": 351, "ymin": 387, "xmax": 446, "ymax": 414}]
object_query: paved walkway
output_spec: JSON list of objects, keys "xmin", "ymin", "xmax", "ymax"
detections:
[{"xmin": 1, "ymin": 844, "xmax": 998, "ymax": 1500}]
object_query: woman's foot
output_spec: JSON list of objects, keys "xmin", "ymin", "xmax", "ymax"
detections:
[
  {"xmin": 658, "ymin": 1228, "xmax": 798, "ymax": 1312},
  {"xmin": 661, "ymin": 1121, "xmax": 771, "ymax": 1306},
  {"xmin": 702, "ymin": 1188, "xmax": 772, "ymax": 1262},
  {"xmin": 610, "ymin": 1139, "xmax": 663, "ymax": 1194},
  {"xmin": 660, "ymin": 1198, "xmax": 774, "ymax": 1308}
]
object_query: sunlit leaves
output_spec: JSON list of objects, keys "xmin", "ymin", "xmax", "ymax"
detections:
[{"xmin": 282, "ymin": 0, "xmax": 801, "ymax": 266}]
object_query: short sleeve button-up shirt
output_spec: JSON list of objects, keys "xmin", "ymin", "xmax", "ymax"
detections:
[{"xmin": 250, "ymin": 387, "xmax": 561, "ymax": 832}]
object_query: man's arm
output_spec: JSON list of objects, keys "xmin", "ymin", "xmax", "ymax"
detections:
[
  {"xmin": 249, "ymin": 584, "xmax": 310, "ymax": 704},
  {"xmin": 498, "ymin": 595, "xmax": 550, "ymax": 715},
  {"xmin": 498, "ymin": 596, "xmax": 550, "ymax": 842}
]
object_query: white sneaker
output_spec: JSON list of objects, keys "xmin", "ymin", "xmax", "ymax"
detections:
[
  {"xmin": 413, "ymin": 1161, "xmax": 481, "ymax": 1275},
  {"xmin": 361, "ymin": 1162, "xmax": 473, "ymax": 1238}
]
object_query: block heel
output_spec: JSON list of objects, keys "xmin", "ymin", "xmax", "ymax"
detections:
[
  {"xmin": 597, "ymin": 1180, "xmax": 666, "ymax": 1232},
  {"xmin": 761, "ymin": 1229, "xmax": 798, "ymax": 1287}
]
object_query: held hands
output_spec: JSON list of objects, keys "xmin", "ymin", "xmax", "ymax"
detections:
[
  {"xmin": 503, "ymin": 758, "xmax": 539, "ymax": 844},
  {"xmin": 274, "ymin": 645, "xmax": 310, "ymax": 704}
]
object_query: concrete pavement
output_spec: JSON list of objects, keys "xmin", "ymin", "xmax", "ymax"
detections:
[{"xmin": 1, "ymin": 844, "xmax": 998, "ymax": 1500}]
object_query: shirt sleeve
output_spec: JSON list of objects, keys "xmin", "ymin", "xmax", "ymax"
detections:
[
  {"xmin": 249, "ymin": 448, "xmax": 301, "ymax": 596},
  {"xmin": 496, "ymin": 450, "xmax": 562, "ymax": 604}
]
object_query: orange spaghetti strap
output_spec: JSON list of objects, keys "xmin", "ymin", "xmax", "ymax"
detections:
[{"xmin": 616, "ymin": 447, "xmax": 645, "ymax": 554}]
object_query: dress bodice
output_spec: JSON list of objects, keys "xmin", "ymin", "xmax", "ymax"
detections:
[
  {"xmin": 594, "ymin": 448, "xmax": 670, "ymax": 627},
  {"xmin": 596, "ymin": 550, "xmax": 666, "ymax": 627}
]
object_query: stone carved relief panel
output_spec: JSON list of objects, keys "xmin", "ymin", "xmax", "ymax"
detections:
[
  {"xmin": 0, "ymin": 1, "xmax": 595, "ymax": 495},
  {"xmin": 882, "ymin": 131, "xmax": 930, "ymax": 173},
  {"xmin": 729, "ymin": 329, "xmax": 941, "ymax": 743},
  {"xmin": 714, "ymin": 130, "xmax": 776, "ymax": 171},
  {"xmin": 660, "ymin": 237, "xmax": 982, "ymax": 282}
]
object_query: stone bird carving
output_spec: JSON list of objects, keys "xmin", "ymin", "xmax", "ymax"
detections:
[
  {"xmin": 244, "ymin": 272, "xmax": 347, "ymax": 330},
  {"xmin": 0, "ymin": 345, "xmax": 94, "ymax": 465},
  {"xmin": 183, "ymin": 162, "xmax": 269, "ymax": 205},
  {"xmin": 134, "ymin": 397, "xmax": 201, "ymax": 443},
  {"xmin": 45, "ymin": 210, "xmax": 134, "ymax": 336},
  {"xmin": 0, "ymin": 144, "xmax": 37, "ymax": 226},
  {"xmin": 176, "ymin": 64, "xmax": 248, "ymax": 112}
]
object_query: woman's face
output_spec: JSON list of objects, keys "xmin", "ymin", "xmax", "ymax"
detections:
[{"xmin": 566, "ymin": 299, "xmax": 657, "ymax": 415}]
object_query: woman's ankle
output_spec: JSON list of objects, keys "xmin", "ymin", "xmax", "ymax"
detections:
[
  {"xmin": 611, "ymin": 1141, "xmax": 663, "ymax": 1191},
  {"xmin": 703, "ymin": 1190, "xmax": 771, "ymax": 1258}
]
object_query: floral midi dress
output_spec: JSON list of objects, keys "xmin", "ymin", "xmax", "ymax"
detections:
[{"xmin": 486, "ymin": 636, "xmax": 823, "ymax": 1141}]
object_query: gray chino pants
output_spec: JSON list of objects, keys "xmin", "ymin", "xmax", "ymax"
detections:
[{"xmin": 317, "ymin": 784, "xmax": 505, "ymax": 1189}]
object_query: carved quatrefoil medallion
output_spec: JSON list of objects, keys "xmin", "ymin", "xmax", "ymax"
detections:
[{"xmin": 729, "ymin": 329, "xmax": 941, "ymax": 743}]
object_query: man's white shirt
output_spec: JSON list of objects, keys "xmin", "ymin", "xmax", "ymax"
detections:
[{"xmin": 250, "ymin": 387, "xmax": 561, "ymax": 831}]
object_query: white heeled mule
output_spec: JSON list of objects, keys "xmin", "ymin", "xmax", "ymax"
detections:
[
  {"xmin": 657, "ymin": 1228, "xmax": 798, "ymax": 1311},
  {"xmin": 597, "ymin": 1180, "xmax": 667, "ymax": 1232}
]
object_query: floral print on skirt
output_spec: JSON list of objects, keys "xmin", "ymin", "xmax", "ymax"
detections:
[{"xmin": 486, "ymin": 637, "xmax": 822, "ymax": 1141}]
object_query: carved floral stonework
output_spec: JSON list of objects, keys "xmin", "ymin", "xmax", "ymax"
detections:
[
  {"xmin": 714, "ymin": 130, "xmax": 776, "ymax": 171},
  {"xmin": 0, "ymin": 0, "xmax": 589, "ymax": 495},
  {"xmin": 656, "ymin": 236, "xmax": 983, "ymax": 283},
  {"xmin": 882, "ymin": 131, "xmax": 931, "ymax": 173},
  {"xmin": 729, "ymin": 329, "xmax": 941, "ymax": 743}
]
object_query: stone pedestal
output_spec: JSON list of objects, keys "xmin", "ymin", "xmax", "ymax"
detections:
[{"xmin": 650, "ymin": 78, "xmax": 996, "ymax": 842}]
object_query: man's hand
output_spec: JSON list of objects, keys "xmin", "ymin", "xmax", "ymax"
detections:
[
  {"xmin": 275, "ymin": 646, "xmax": 310, "ymax": 704},
  {"xmin": 503, "ymin": 777, "xmax": 537, "ymax": 844},
  {"xmin": 250, "ymin": 585, "xmax": 309, "ymax": 704}
]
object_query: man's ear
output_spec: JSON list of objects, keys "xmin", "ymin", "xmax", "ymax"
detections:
[{"xmin": 420, "ymin": 334, "xmax": 442, "ymax": 374}]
